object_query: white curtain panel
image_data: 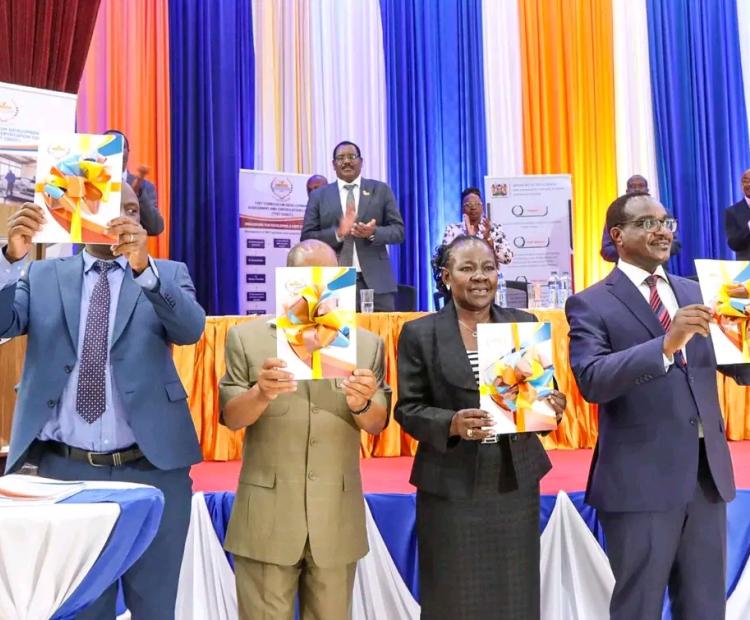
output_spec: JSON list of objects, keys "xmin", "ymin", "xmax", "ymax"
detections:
[
  {"xmin": 176, "ymin": 493, "xmax": 237, "ymax": 620},
  {"xmin": 737, "ymin": 0, "xmax": 750, "ymax": 152},
  {"xmin": 611, "ymin": 0, "xmax": 661, "ymax": 199},
  {"xmin": 481, "ymin": 0, "xmax": 524, "ymax": 177},
  {"xmin": 352, "ymin": 500, "xmax": 421, "ymax": 620},
  {"xmin": 309, "ymin": 0, "xmax": 388, "ymax": 182},
  {"xmin": 0, "ymin": 503, "xmax": 119, "ymax": 620},
  {"xmin": 539, "ymin": 491, "xmax": 615, "ymax": 620}
]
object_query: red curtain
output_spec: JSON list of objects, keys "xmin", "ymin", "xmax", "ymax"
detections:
[{"xmin": 0, "ymin": 0, "xmax": 102, "ymax": 93}]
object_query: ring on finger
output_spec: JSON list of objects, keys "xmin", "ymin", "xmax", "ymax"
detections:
[
  {"xmin": 467, "ymin": 428, "xmax": 474, "ymax": 439},
  {"xmin": 129, "ymin": 233, "xmax": 135, "ymax": 243}
]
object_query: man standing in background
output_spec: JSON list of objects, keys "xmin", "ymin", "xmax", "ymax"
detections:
[
  {"xmin": 724, "ymin": 168, "xmax": 750, "ymax": 259},
  {"xmin": 306, "ymin": 174, "xmax": 327, "ymax": 197},
  {"xmin": 300, "ymin": 141, "xmax": 405, "ymax": 311}
]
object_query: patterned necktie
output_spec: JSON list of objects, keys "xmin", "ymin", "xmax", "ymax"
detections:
[
  {"xmin": 644, "ymin": 274, "xmax": 686, "ymax": 367},
  {"xmin": 76, "ymin": 260, "xmax": 117, "ymax": 423},
  {"xmin": 339, "ymin": 184, "xmax": 357, "ymax": 266}
]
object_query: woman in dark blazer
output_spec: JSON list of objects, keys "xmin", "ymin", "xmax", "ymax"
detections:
[{"xmin": 395, "ymin": 235, "xmax": 566, "ymax": 619}]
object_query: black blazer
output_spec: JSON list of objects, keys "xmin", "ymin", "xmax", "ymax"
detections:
[
  {"xmin": 395, "ymin": 300, "xmax": 552, "ymax": 499},
  {"xmin": 725, "ymin": 199, "xmax": 750, "ymax": 259}
]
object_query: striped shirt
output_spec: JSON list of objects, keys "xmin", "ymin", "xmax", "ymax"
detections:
[{"xmin": 466, "ymin": 350, "xmax": 480, "ymax": 385}]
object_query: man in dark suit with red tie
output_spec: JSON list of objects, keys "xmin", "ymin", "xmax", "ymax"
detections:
[
  {"xmin": 566, "ymin": 191, "xmax": 750, "ymax": 619},
  {"xmin": 724, "ymin": 168, "xmax": 750, "ymax": 259}
]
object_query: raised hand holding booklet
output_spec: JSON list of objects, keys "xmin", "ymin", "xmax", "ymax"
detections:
[
  {"xmin": 275, "ymin": 266, "xmax": 357, "ymax": 379},
  {"xmin": 477, "ymin": 322, "xmax": 557, "ymax": 434}
]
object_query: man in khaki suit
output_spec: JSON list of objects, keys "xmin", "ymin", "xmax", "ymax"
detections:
[{"xmin": 220, "ymin": 239, "xmax": 390, "ymax": 620}]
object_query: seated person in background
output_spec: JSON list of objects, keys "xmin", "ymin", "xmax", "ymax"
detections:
[
  {"xmin": 104, "ymin": 129, "xmax": 165, "ymax": 236},
  {"xmin": 306, "ymin": 174, "xmax": 327, "ymax": 196},
  {"xmin": 0, "ymin": 183, "xmax": 205, "ymax": 618},
  {"xmin": 219, "ymin": 239, "xmax": 390, "ymax": 620},
  {"xmin": 601, "ymin": 175, "xmax": 681, "ymax": 262},
  {"xmin": 724, "ymin": 168, "xmax": 750, "ymax": 259},
  {"xmin": 441, "ymin": 187, "xmax": 513, "ymax": 267}
]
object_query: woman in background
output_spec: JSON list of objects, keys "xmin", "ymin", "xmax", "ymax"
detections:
[
  {"xmin": 441, "ymin": 187, "xmax": 513, "ymax": 267},
  {"xmin": 395, "ymin": 235, "xmax": 565, "ymax": 619}
]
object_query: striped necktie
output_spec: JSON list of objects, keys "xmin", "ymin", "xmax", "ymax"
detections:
[
  {"xmin": 339, "ymin": 184, "xmax": 357, "ymax": 266},
  {"xmin": 644, "ymin": 274, "xmax": 686, "ymax": 367}
]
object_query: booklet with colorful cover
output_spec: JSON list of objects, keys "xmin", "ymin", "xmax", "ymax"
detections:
[
  {"xmin": 32, "ymin": 133, "xmax": 123, "ymax": 244},
  {"xmin": 275, "ymin": 266, "xmax": 357, "ymax": 379},
  {"xmin": 477, "ymin": 321, "xmax": 558, "ymax": 434}
]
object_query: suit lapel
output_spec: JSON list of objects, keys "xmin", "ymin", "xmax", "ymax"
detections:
[
  {"xmin": 607, "ymin": 268, "xmax": 664, "ymax": 339},
  {"xmin": 111, "ymin": 265, "xmax": 142, "ymax": 349},
  {"xmin": 357, "ymin": 178, "xmax": 372, "ymax": 223},
  {"xmin": 436, "ymin": 301, "xmax": 478, "ymax": 391},
  {"xmin": 56, "ymin": 254, "xmax": 84, "ymax": 349}
]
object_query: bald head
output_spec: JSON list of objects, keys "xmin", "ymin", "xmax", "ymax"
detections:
[
  {"xmin": 287, "ymin": 239, "xmax": 338, "ymax": 267},
  {"xmin": 625, "ymin": 175, "xmax": 649, "ymax": 194},
  {"xmin": 306, "ymin": 174, "xmax": 328, "ymax": 196}
]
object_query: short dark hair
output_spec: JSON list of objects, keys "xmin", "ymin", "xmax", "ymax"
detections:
[
  {"xmin": 104, "ymin": 128, "xmax": 129, "ymax": 150},
  {"xmin": 605, "ymin": 191, "xmax": 650, "ymax": 231},
  {"xmin": 461, "ymin": 187, "xmax": 482, "ymax": 202},
  {"xmin": 332, "ymin": 141, "xmax": 361, "ymax": 160},
  {"xmin": 432, "ymin": 235, "xmax": 496, "ymax": 297}
]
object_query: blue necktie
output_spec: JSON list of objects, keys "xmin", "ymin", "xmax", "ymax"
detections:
[{"xmin": 76, "ymin": 260, "xmax": 117, "ymax": 423}]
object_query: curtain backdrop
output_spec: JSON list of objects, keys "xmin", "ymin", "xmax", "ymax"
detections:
[
  {"xmin": 738, "ymin": 0, "xmax": 750, "ymax": 152},
  {"xmin": 611, "ymin": 0, "xmax": 660, "ymax": 200},
  {"xmin": 647, "ymin": 0, "xmax": 750, "ymax": 273},
  {"xmin": 0, "ymin": 0, "xmax": 101, "ymax": 93},
  {"xmin": 481, "ymin": 0, "xmax": 524, "ymax": 177},
  {"xmin": 380, "ymin": 0, "xmax": 488, "ymax": 310},
  {"xmin": 77, "ymin": 0, "xmax": 172, "ymax": 259},
  {"xmin": 518, "ymin": 0, "xmax": 618, "ymax": 291},
  {"xmin": 169, "ymin": 0, "xmax": 254, "ymax": 315}
]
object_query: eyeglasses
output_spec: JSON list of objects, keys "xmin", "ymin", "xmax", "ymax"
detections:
[
  {"xmin": 334, "ymin": 154, "xmax": 360, "ymax": 163},
  {"xmin": 615, "ymin": 217, "xmax": 677, "ymax": 233}
]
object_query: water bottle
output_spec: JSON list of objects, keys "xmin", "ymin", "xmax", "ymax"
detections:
[
  {"xmin": 495, "ymin": 272, "xmax": 508, "ymax": 308},
  {"xmin": 547, "ymin": 270, "xmax": 559, "ymax": 308},
  {"xmin": 558, "ymin": 271, "xmax": 570, "ymax": 308}
]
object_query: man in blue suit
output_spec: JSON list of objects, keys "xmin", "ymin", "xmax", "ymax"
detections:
[
  {"xmin": 566, "ymin": 191, "xmax": 750, "ymax": 620},
  {"xmin": 300, "ymin": 141, "xmax": 405, "ymax": 311},
  {"xmin": 0, "ymin": 183, "xmax": 205, "ymax": 619}
]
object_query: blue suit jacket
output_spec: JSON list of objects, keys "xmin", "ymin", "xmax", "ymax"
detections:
[
  {"xmin": 0, "ymin": 253, "xmax": 206, "ymax": 473},
  {"xmin": 566, "ymin": 268, "xmax": 750, "ymax": 512},
  {"xmin": 300, "ymin": 179, "xmax": 405, "ymax": 293}
]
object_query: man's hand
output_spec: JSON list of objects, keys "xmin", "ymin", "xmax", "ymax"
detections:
[
  {"xmin": 106, "ymin": 217, "xmax": 149, "ymax": 274},
  {"xmin": 351, "ymin": 219, "xmax": 376, "ymax": 239},
  {"xmin": 449, "ymin": 409, "xmax": 495, "ymax": 440},
  {"xmin": 257, "ymin": 358, "xmax": 297, "ymax": 402},
  {"xmin": 545, "ymin": 389, "xmax": 567, "ymax": 425},
  {"xmin": 337, "ymin": 209, "xmax": 357, "ymax": 239},
  {"xmin": 663, "ymin": 304, "xmax": 712, "ymax": 357},
  {"xmin": 342, "ymin": 368, "xmax": 378, "ymax": 411},
  {"xmin": 5, "ymin": 203, "xmax": 45, "ymax": 262}
]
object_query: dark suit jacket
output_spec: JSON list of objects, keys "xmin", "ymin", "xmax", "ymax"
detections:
[
  {"xmin": 725, "ymin": 199, "xmax": 750, "ymax": 259},
  {"xmin": 0, "ymin": 253, "xmax": 206, "ymax": 472},
  {"xmin": 126, "ymin": 172, "xmax": 164, "ymax": 236},
  {"xmin": 394, "ymin": 300, "xmax": 552, "ymax": 499},
  {"xmin": 300, "ymin": 179, "xmax": 405, "ymax": 293},
  {"xmin": 566, "ymin": 268, "xmax": 750, "ymax": 512}
]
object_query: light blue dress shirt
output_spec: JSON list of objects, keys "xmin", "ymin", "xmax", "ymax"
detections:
[{"xmin": 0, "ymin": 248, "xmax": 159, "ymax": 451}]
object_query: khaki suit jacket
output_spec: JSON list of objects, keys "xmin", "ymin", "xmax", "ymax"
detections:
[{"xmin": 220, "ymin": 319, "xmax": 390, "ymax": 567}]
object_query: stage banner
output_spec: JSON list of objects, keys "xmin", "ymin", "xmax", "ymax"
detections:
[
  {"xmin": 0, "ymin": 82, "xmax": 77, "ymax": 249},
  {"xmin": 485, "ymin": 175, "xmax": 573, "ymax": 287},
  {"xmin": 238, "ymin": 169, "xmax": 310, "ymax": 315}
]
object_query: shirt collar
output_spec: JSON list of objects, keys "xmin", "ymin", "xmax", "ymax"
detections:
[
  {"xmin": 337, "ymin": 176, "xmax": 362, "ymax": 191},
  {"xmin": 82, "ymin": 249, "xmax": 128, "ymax": 274},
  {"xmin": 617, "ymin": 258, "xmax": 668, "ymax": 288},
  {"xmin": 745, "ymin": 196, "xmax": 750, "ymax": 208}
]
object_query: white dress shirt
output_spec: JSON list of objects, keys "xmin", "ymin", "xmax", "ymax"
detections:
[
  {"xmin": 617, "ymin": 258, "xmax": 703, "ymax": 436},
  {"xmin": 337, "ymin": 176, "xmax": 362, "ymax": 271}
]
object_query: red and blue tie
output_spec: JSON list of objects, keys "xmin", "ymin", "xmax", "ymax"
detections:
[{"xmin": 644, "ymin": 274, "xmax": 686, "ymax": 367}]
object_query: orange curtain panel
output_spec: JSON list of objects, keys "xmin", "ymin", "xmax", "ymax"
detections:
[
  {"xmin": 76, "ymin": 0, "xmax": 171, "ymax": 259},
  {"xmin": 518, "ymin": 0, "xmax": 618, "ymax": 291}
]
